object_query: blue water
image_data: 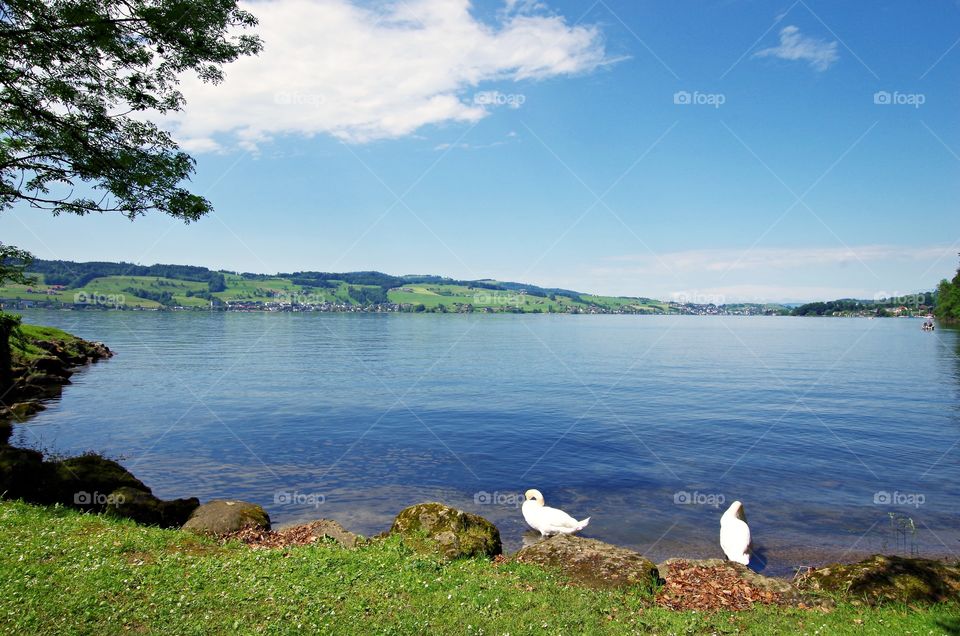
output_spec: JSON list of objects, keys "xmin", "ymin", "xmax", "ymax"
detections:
[{"xmin": 12, "ymin": 310, "xmax": 960, "ymax": 575}]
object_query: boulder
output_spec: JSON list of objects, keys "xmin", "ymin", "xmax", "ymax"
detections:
[
  {"xmin": 796, "ymin": 554, "xmax": 960, "ymax": 605},
  {"xmin": 5, "ymin": 401, "xmax": 46, "ymax": 420},
  {"xmin": 294, "ymin": 519, "xmax": 360, "ymax": 548},
  {"xmin": 390, "ymin": 502, "xmax": 502, "ymax": 559},
  {"xmin": 0, "ymin": 446, "xmax": 57, "ymax": 502},
  {"xmin": 104, "ymin": 486, "xmax": 200, "ymax": 528},
  {"xmin": 52, "ymin": 454, "xmax": 148, "ymax": 508},
  {"xmin": 29, "ymin": 356, "xmax": 73, "ymax": 380},
  {"xmin": 182, "ymin": 499, "xmax": 271, "ymax": 536},
  {"xmin": 514, "ymin": 535, "xmax": 659, "ymax": 590}
]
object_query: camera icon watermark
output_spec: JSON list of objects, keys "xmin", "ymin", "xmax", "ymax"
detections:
[
  {"xmin": 873, "ymin": 91, "xmax": 924, "ymax": 108},
  {"xmin": 673, "ymin": 90, "xmax": 725, "ymax": 109},
  {"xmin": 74, "ymin": 490, "xmax": 126, "ymax": 506},
  {"xmin": 73, "ymin": 291, "xmax": 125, "ymax": 308},
  {"xmin": 873, "ymin": 491, "xmax": 925, "ymax": 508},
  {"xmin": 474, "ymin": 490, "xmax": 524, "ymax": 508},
  {"xmin": 673, "ymin": 490, "xmax": 725, "ymax": 508},
  {"xmin": 473, "ymin": 90, "xmax": 526, "ymax": 109},
  {"xmin": 274, "ymin": 490, "xmax": 326, "ymax": 508},
  {"xmin": 473, "ymin": 291, "xmax": 522, "ymax": 306}
]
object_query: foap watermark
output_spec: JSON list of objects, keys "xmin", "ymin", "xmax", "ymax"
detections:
[
  {"xmin": 473, "ymin": 291, "xmax": 522, "ymax": 306},
  {"xmin": 274, "ymin": 490, "xmax": 326, "ymax": 508},
  {"xmin": 74, "ymin": 291, "xmax": 125, "ymax": 308},
  {"xmin": 673, "ymin": 90, "xmax": 725, "ymax": 108},
  {"xmin": 274, "ymin": 91, "xmax": 325, "ymax": 108},
  {"xmin": 674, "ymin": 490, "xmax": 725, "ymax": 508},
  {"xmin": 874, "ymin": 490, "xmax": 925, "ymax": 508},
  {"xmin": 671, "ymin": 290, "xmax": 726, "ymax": 305},
  {"xmin": 275, "ymin": 291, "xmax": 328, "ymax": 305},
  {"xmin": 74, "ymin": 490, "xmax": 126, "ymax": 506},
  {"xmin": 873, "ymin": 91, "xmax": 925, "ymax": 108},
  {"xmin": 474, "ymin": 491, "xmax": 524, "ymax": 508},
  {"xmin": 474, "ymin": 90, "xmax": 526, "ymax": 109},
  {"xmin": 872, "ymin": 292, "xmax": 928, "ymax": 309}
]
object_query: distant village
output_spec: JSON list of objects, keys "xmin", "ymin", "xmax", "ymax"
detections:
[{"xmin": 1, "ymin": 294, "xmax": 788, "ymax": 316}]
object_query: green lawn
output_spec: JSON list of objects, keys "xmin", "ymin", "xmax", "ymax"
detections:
[{"xmin": 0, "ymin": 500, "xmax": 956, "ymax": 635}]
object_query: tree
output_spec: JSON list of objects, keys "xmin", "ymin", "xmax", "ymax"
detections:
[
  {"xmin": 208, "ymin": 272, "xmax": 226, "ymax": 293},
  {"xmin": 935, "ymin": 257, "xmax": 960, "ymax": 323},
  {"xmin": 1, "ymin": 0, "xmax": 261, "ymax": 219},
  {"xmin": 0, "ymin": 0, "xmax": 260, "ymax": 399}
]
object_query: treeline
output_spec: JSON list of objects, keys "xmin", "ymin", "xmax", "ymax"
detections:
[
  {"xmin": 792, "ymin": 291, "xmax": 937, "ymax": 316},
  {"xmin": 29, "ymin": 260, "xmax": 216, "ymax": 287},
  {"xmin": 792, "ymin": 299, "xmax": 878, "ymax": 316},
  {"xmin": 936, "ymin": 266, "xmax": 960, "ymax": 323}
]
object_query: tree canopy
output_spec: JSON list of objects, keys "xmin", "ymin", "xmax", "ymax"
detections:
[
  {"xmin": 1, "ymin": 0, "xmax": 261, "ymax": 220},
  {"xmin": 935, "ymin": 260, "xmax": 960, "ymax": 323}
]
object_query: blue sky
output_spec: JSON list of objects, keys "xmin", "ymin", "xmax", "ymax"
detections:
[{"xmin": 4, "ymin": 0, "xmax": 959, "ymax": 302}]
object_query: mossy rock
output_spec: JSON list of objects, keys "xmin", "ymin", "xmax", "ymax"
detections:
[
  {"xmin": 390, "ymin": 502, "xmax": 502, "ymax": 560},
  {"xmin": 182, "ymin": 499, "xmax": 271, "ymax": 536},
  {"xmin": 797, "ymin": 554, "xmax": 960, "ymax": 605},
  {"xmin": 1, "ymin": 401, "xmax": 46, "ymax": 423},
  {"xmin": 105, "ymin": 487, "xmax": 200, "ymax": 528},
  {"xmin": 515, "ymin": 535, "xmax": 659, "ymax": 590},
  {"xmin": 0, "ymin": 446, "xmax": 57, "ymax": 502},
  {"xmin": 52, "ymin": 454, "xmax": 148, "ymax": 508}
]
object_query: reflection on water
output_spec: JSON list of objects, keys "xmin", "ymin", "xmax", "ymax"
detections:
[{"xmin": 13, "ymin": 310, "xmax": 960, "ymax": 577}]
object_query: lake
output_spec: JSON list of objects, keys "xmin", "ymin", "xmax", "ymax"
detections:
[{"xmin": 12, "ymin": 310, "xmax": 960, "ymax": 576}]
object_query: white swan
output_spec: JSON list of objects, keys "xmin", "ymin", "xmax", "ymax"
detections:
[
  {"xmin": 521, "ymin": 489, "xmax": 590, "ymax": 536},
  {"xmin": 720, "ymin": 500, "xmax": 751, "ymax": 566}
]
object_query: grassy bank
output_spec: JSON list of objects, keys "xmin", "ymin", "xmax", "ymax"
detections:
[
  {"xmin": 10, "ymin": 323, "xmax": 94, "ymax": 363},
  {"xmin": 0, "ymin": 501, "xmax": 956, "ymax": 634}
]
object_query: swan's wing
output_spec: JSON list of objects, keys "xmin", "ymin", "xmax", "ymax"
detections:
[
  {"xmin": 720, "ymin": 518, "xmax": 751, "ymax": 557},
  {"xmin": 539, "ymin": 505, "xmax": 582, "ymax": 530}
]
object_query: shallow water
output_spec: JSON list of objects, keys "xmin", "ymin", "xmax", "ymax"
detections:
[{"xmin": 13, "ymin": 310, "xmax": 960, "ymax": 576}]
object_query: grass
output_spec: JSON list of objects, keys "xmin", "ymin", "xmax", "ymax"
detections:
[
  {"xmin": 0, "ymin": 500, "xmax": 956, "ymax": 635},
  {"xmin": 11, "ymin": 324, "xmax": 91, "ymax": 363}
]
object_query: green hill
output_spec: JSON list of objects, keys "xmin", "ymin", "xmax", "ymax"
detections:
[{"xmin": 0, "ymin": 259, "xmax": 804, "ymax": 315}]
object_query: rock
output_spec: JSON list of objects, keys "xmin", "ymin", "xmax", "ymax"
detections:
[
  {"xmin": 3, "ymin": 401, "xmax": 46, "ymax": 421},
  {"xmin": 24, "ymin": 372, "xmax": 69, "ymax": 386},
  {"xmin": 514, "ymin": 535, "xmax": 659, "ymax": 590},
  {"xmin": 0, "ymin": 446, "xmax": 57, "ymax": 502},
  {"xmin": 29, "ymin": 356, "xmax": 73, "ymax": 379},
  {"xmin": 796, "ymin": 554, "xmax": 960, "ymax": 605},
  {"xmin": 52, "ymin": 454, "xmax": 149, "ymax": 508},
  {"xmin": 182, "ymin": 499, "xmax": 271, "ymax": 536},
  {"xmin": 390, "ymin": 502, "xmax": 502, "ymax": 560},
  {"xmin": 104, "ymin": 486, "xmax": 199, "ymax": 528},
  {"xmin": 293, "ymin": 519, "xmax": 360, "ymax": 548}
]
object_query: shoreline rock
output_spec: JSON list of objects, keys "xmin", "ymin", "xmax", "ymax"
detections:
[
  {"xmin": 795, "ymin": 554, "xmax": 960, "ymax": 605},
  {"xmin": 182, "ymin": 499, "xmax": 271, "ymax": 536},
  {"xmin": 514, "ymin": 534, "xmax": 659, "ymax": 590},
  {"xmin": 390, "ymin": 502, "xmax": 502, "ymax": 560}
]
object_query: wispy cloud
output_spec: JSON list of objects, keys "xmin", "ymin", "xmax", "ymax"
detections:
[
  {"xmin": 167, "ymin": 0, "xmax": 610, "ymax": 151},
  {"xmin": 603, "ymin": 245, "xmax": 954, "ymax": 274},
  {"xmin": 754, "ymin": 25, "xmax": 839, "ymax": 71}
]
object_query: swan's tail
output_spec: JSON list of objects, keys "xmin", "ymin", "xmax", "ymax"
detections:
[{"xmin": 575, "ymin": 517, "xmax": 590, "ymax": 532}]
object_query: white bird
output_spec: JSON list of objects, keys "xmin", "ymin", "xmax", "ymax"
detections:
[
  {"xmin": 720, "ymin": 500, "xmax": 751, "ymax": 566},
  {"xmin": 521, "ymin": 489, "xmax": 590, "ymax": 536}
]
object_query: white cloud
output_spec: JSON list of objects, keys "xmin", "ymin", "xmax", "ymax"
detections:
[
  {"xmin": 166, "ymin": 0, "xmax": 609, "ymax": 150},
  {"xmin": 753, "ymin": 25, "xmax": 839, "ymax": 71}
]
